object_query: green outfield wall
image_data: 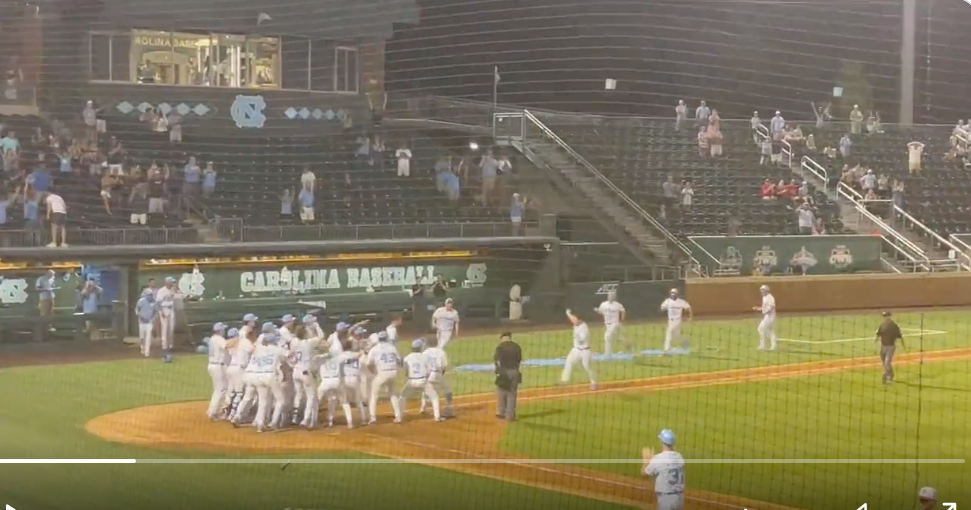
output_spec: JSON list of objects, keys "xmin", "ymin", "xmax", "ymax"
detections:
[{"xmin": 688, "ymin": 235, "xmax": 883, "ymax": 275}]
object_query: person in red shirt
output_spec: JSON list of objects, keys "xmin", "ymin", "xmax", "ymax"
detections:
[
  {"xmin": 760, "ymin": 179, "xmax": 775, "ymax": 200},
  {"xmin": 783, "ymin": 180, "xmax": 799, "ymax": 199}
]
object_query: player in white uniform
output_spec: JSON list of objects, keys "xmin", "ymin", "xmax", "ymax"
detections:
[
  {"xmin": 431, "ymin": 298, "xmax": 460, "ymax": 349},
  {"xmin": 595, "ymin": 291, "xmax": 631, "ymax": 354},
  {"xmin": 400, "ymin": 340, "xmax": 443, "ymax": 422},
  {"xmin": 217, "ymin": 327, "xmax": 240, "ymax": 418},
  {"xmin": 753, "ymin": 284, "xmax": 778, "ymax": 351},
  {"xmin": 660, "ymin": 289, "xmax": 692, "ymax": 351},
  {"xmin": 385, "ymin": 314, "xmax": 402, "ymax": 345},
  {"xmin": 338, "ymin": 340, "xmax": 368, "ymax": 426},
  {"xmin": 238, "ymin": 313, "xmax": 258, "ymax": 347},
  {"xmin": 314, "ymin": 349, "xmax": 354, "ymax": 428},
  {"xmin": 225, "ymin": 318, "xmax": 257, "ymax": 421},
  {"xmin": 642, "ymin": 429, "xmax": 686, "ymax": 510},
  {"xmin": 206, "ymin": 322, "xmax": 229, "ymax": 420},
  {"xmin": 366, "ymin": 332, "xmax": 403, "ymax": 424},
  {"xmin": 232, "ymin": 322, "xmax": 288, "ymax": 432},
  {"xmin": 419, "ymin": 336, "xmax": 453, "ymax": 418},
  {"xmin": 276, "ymin": 314, "xmax": 297, "ymax": 426},
  {"xmin": 560, "ymin": 309, "xmax": 596, "ymax": 389},
  {"xmin": 327, "ymin": 322, "xmax": 348, "ymax": 354},
  {"xmin": 290, "ymin": 314, "xmax": 323, "ymax": 427},
  {"xmin": 308, "ymin": 313, "xmax": 326, "ymax": 339},
  {"xmin": 154, "ymin": 277, "xmax": 182, "ymax": 354},
  {"xmin": 134, "ymin": 288, "xmax": 158, "ymax": 357},
  {"xmin": 358, "ymin": 327, "xmax": 378, "ymax": 400}
]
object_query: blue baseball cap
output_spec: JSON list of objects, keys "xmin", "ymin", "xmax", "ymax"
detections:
[
  {"xmin": 243, "ymin": 313, "xmax": 258, "ymax": 322},
  {"xmin": 281, "ymin": 314, "xmax": 295, "ymax": 323},
  {"xmin": 212, "ymin": 322, "xmax": 226, "ymax": 332},
  {"xmin": 141, "ymin": 288, "xmax": 154, "ymax": 297},
  {"xmin": 336, "ymin": 322, "xmax": 349, "ymax": 331},
  {"xmin": 302, "ymin": 314, "xmax": 315, "ymax": 323},
  {"xmin": 261, "ymin": 321, "xmax": 277, "ymax": 333},
  {"xmin": 263, "ymin": 333, "xmax": 279, "ymax": 344},
  {"xmin": 165, "ymin": 276, "xmax": 176, "ymax": 283},
  {"xmin": 658, "ymin": 429, "xmax": 676, "ymax": 446},
  {"xmin": 378, "ymin": 331, "xmax": 389, "ymax": 342},
  {"xmin": 227, "ymin": 328, "xmax": 239, "ymax": 338},
  {"xmin": 354, "ymin": 327, "xmax": 366, "ymax": 336},
  {"xmin": 411, "ymin": 339, "xmax": 424, "ymax": 350}
]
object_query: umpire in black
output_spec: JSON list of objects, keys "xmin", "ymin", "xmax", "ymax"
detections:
[
  {"xmin": 494, "ymin": 331, "xmax": 522, "ymax": 421},
  {"xmin": 875, "ymin": 311, "xmax": 905, "ymax": 385}
]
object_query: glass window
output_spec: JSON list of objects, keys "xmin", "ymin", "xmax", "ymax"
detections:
[
  {"xmin": 110, "ymin": 33, "xmax": 131, "ymax": 82},
  {"xmin": 89, "ymin": 33, "xmax": 110, "ymax": 80},
  {"xmin": 130, "ymin": 30, "xmax": 173, "ymax": 84},
  {"xmin": 169, "ymin": 32, "xmax": 211, "ymax": 86},
  {"xmin": 210, "ymin": 34, "xmax": 246, "ymax": 88},
  {"xmin": 248, "ymin": 37, "xmax": 280, "ymax": 88},
  {"xmin": 335, "ymin": 47, "xmax": 358, "ymax": 93}
]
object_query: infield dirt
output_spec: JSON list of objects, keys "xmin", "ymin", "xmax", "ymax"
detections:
[{"xmin": 86, "ymin": 348, "xmax": 971, "ymax": 510}]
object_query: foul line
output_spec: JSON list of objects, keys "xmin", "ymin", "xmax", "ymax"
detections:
[{"xmin": 780, "ymin": 328, "xmax": 947, "ymax": 345}]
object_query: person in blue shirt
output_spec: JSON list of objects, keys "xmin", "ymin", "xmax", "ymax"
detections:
[
  {"xmin": 1, "ymin": 130, "xmax": 20, "ymax": 152},
  {"xmin": 445, "ymin": 171, "xmax": 460, "ymax": 203},
  {"xmin": 279, "ymin": 188, "xmax": 294, "ymax": 220},
  {"xmin": 135, "ymin": 288, "xmax": 159, "ymax": 357},
  {"xmin": 81, "ymin": 278, "xmax": 102, "ymax": 338},
  {"xmin": 0, "ymin": 185, "xmax": 18, "ymax": 230},
  {"xmin": 298, "ymin": 187, "xmax": 314, "ymax": 223},
  {"xmin": 30, "ymin": 167, "xmax": 51, "ymax": 193},
  {"xmin": 202, "ymin": 162, "xmax": 217, "ymax": 197},
  {"xmin": 35, "ymin": 269, "xmax": 56, "ymax": 320},
  {"xmin": 58, "ymin": 150, "xmax": 73, "ymax": 174},
  {"xmin": 182, "ymin": 156, "xmax": 201, "ymax": 209}
]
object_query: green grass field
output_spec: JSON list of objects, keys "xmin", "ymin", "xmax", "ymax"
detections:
[{"xmin": 1, "ymin": 310, "xmax": 969, "ymax": 510}]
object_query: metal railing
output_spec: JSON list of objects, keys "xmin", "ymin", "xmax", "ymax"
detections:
[
  {"xmin": 502, "ymin": 109, "xmax": 716, "ymax": 277},
  {"xmin": 754, "ymin": 123, "xmax": 792, "ymax": 168},
  {"xmin": 800, "ymin": 156, "xmax": 830, "ymax": 190},
  {"xmin": 0, "ymin": 226, "xmax": 202, "ymax": 248},
  {"xmin": 892, "ymin": 206, "xmax": 971, "ymax": 270},
  {"xmin": 956, "ymin": 126, "xmax": 969, "ymax": 151},
  {"xmin": 233, "ymin": 221, "xmax": 533, "ymax": 243}
]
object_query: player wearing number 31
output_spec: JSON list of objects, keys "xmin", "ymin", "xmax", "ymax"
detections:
[{"xmin": 642, "ymin": 429, "xmax": 686, "ymax": 510}]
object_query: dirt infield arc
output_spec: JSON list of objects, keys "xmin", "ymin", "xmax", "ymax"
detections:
[{"xmin": 87, "ymin": 348, "xmax": 971, "ymax": 510}]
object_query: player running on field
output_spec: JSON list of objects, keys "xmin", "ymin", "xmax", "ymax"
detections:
[
  {"xmin": 432, "ymin": 298, "xmax": 460, "ymax": 349},
  {"xmin": 660, "ymin": 289, "xmax": 691, "ymax": 351},
  {"xmin": 594, "ymin": 291, "xmax": 633, "ymax": 355},
  {"xmin": 753, "ymin": 284, "xmax": 778, "ymax": 351},
  {"xmin": 560, "ymin": 309, "xmax": 596, "ymax": 390}
]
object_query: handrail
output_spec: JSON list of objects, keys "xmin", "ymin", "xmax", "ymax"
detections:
[
  {"xmin": 879, "ymin": 234, "xmax": 919, "ymax": 268},
  {"xmin": 780, "ymin": 139, "xmax": 793, "ymax": 168},
  {"xmin": 687, "ymin": 238, "xmax": 734, "ymax": 275},
  {"xmin": 949, "ymin": 234, "xmax": 971, "ymax": 254},
  {"xmin": 519, "ymin": 109, "xmax": 715, "ymax": 273},
  {"xmin": 956, "ymin": 127, "xmax": 969, "ymax": 150},
  {"xmin": 800, "ymin": 156, "xmax": 829, "ymax": 190},
  {"xmin": 753, "ymin": 124, "xmax": 792, "ymax": 167},
  {"xmin": 893, "ymin": 205, "xmax": 971, "ymax": 269},
  {"xmin": 833, "ymin": 181, "xmax": 931, "ymax": 269}
]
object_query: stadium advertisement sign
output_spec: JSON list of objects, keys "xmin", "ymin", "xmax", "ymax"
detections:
[
  {"xmin": 688, "ymin": 235, "xmax": 882, "ymax": 275},
  {"xmin": 138, "ymin": 262, "xmax": 490, "ymax": 301},
  {"xmin": 0, "ymin": 266, "xmax": 123, "ymax": 317}
]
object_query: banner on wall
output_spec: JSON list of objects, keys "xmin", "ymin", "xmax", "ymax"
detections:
[{"xmin": 688, "ymin": 235, "xmax": 882, "ymax": 275}]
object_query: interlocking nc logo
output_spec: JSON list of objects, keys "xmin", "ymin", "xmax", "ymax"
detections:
[{"xmin": 230, "ymin": 94, "xmax": 267, "ymax": 129}]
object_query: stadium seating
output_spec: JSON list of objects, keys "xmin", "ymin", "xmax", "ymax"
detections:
[{"xmin": 545, "ymin": 118, "xmax": 842, "ymax": 237}]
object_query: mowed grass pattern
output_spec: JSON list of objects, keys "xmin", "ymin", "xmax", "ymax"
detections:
[{"xmin": 0, "ymin": 310, "xmax": 968, "ymax": 510}]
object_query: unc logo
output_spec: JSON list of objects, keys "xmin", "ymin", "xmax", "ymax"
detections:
[
  {"xmin": 230, "ymin": 95, "xmax": 267, "ymax": 129},
  {"xmin": 0, "ymin": 277, "xmax": 29, "ymax": 304},
  {"xmin": 179, "ymin": 270, "xmax": 206, "ymax": 299},
  {"xmin": 466, "ymin": 263, "xmax": 488, "ymax": 286}
]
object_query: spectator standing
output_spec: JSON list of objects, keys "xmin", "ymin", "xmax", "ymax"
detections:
[
  {"xmin": 83, "ymin": 100, "xmax": 99, "ymax": 142},
  {"xmin": 431, "ymin": 274, "xmax": 449, "ymax": 304},
  {"xmin": 147, "ymin": 168, "xmax": 166, "ymax": 216},
  {"xmin": 694, "ymin": 101, "xmax": 710, "ymax": 129},
  {"xmin": 395, "ymin": 142, "xmax": 412, "ymax": 177},
  {"xmin": 839, "ymin": 134, "xmax": 852, "ymax": 159},
  {"xmin": 891, "ymin": 179, "xmax": 905, "ymax": 210},
  {"xmin": 23, "ymin": 186, "xmax": 41, "ymax": 244},
  {"xmin": 866, "ymin": 110, "xmax": 882, "ymax": 134},
  {"xmin": 661, "ymin": 175, "xmax": 679, "ymax": 219},
  {"xmin": 298, "ymin": 186, "xmax": 314, "ymax": 223},
  {"xmin": 697, "ymin": 128, "xmax": 708, "ymax": 158},
  {"xmin": 493, "ymin": 332, "xmax": 522, "ymax": 422},
  {"xmin": 750, "ymin": 111, "xmax": 761, "ymax": 144},
  {"xmin": 849, "ymin": 105, "xmax": 864, "ymax": 135},
  {"xmin": 279, "ymin": 188, "xmax": 294, "ymax": 221},
  {"xmin": 760, "ymin": 137, "xmax": 772, "ymax": 166},
  {"xmin": 480, "ymin": 150, "xmax": 499, "ymax": 204},
  {"xmin": 435, "ymin": 155, "xmax": 451, "ymax": 192},
  {"xmin": 36, "ymin": 269, "xmax": 56, "ymax": 326},
  {"xmin": 510, "ymin": 193, "xmax": 526, "ymax": 236},
  {"xmin": 1, "ymin": 129, "xmax": 19, "ymax": 173},
  {"xmin": 301, "ymin": 166, "xmax": 315, "ymax": 193},
  {"xmin": 167, "ymin": 110, "xmax": 182, "ymax": 143},
  {"xmin": 674, "ymin": 100, "xmax": 687, "ymax": 131},
  {"xmin": 182, "ymin": 156, "xmax": 201, "ymax": 208},
  {"xmin": 370, "ymin": 135, "xmax": 387, "ymax": 168},
  {"xmin": 861, "ymin": 169, "xmax": 877, "ymax": 195},
  {"xmin": 129, "ymin": 183, "xmax": 149, "ymax": 226},
  {"xmin": 811, "ymin": 101, "xmax": 831, "ymax": 129},
  {"xmin": 202, "ymin": 162, "xmax": 217, "ymax": 197},
  {"xmin": 81, "ymin": 278, "xmax": 102, "ymax": 339},
  {"xmin": 107, "ymin": 137, "xmax": 126, "ymax": 175},
  {"xmin": 680, "ymin": 181, "xmax": 694, "ymax": 211},
  {"xmin": 45, "ymin": 191, "xmax": 68, "ymax": 247},
  {"xmin": 907, "ymin": 141, "xmax": 925, "ymax": 175},
  {"xmin": 770, "ymin": 111, "xmax": 785, "ymax": 141},
  {"xmin": 797, "ymin": 202, "xmax": 815, "ymax": 235},
  {"xmin": 100, "ymin": 169, "xmax": 117, "ymax": 215},
  {"xmin": 707, "ymin": 111, "xmax": 723, "ymax": 157},
  {"xmin": 876, "ymin": 173, "xmax": 889, "ymax": 198}
]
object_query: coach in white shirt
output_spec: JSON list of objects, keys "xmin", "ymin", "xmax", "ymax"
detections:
[
  {"xmin": 45, "ymin": 191, "xmax": 68, "ymax": 247},
  {"xmin": 660, "ymin": 289, "xmax": 691, "ymax": 351},
  {"xmin": 752, "ymin": 284, "xmax": 778, "ymax": 351},
  {"xmin": 594, "ymin": 291, "xmax": 631, "ymax": 355}
]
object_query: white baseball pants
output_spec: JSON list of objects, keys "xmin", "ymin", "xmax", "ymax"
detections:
[
  {"xmin": 437, "ymin": 329, "xmax": 454, "ymax": 349},
  {"xmin": 317, "ymin": 377, "xmax": 351, "ymax": 427},
  {"xmin": 138, "ymin": 322, "xmax": 154, "ymax": 357},
  {"xmin": 233, "ymin": 373, "xmax": 263, "ymax": 427},
  {"xmin": 158, "ymin": 310, "xmax": 175, "ymax": 350},
  {"xmin": 206, "ymin": 363, "xmax": 227, "ymax": 419},
  {"xmin": 664, "ymin": 319, "xmax": 683, "ymax": 351},
  {"xmin": 758, "ymin": 317, "xmax": 778, "ymax": 350},
  {"xmin": 342, "ymin": 376, "xmax": 367, "ymax": 424},
  {"xmin": 421, "ymin": 371, "xmax": 452, "ymax": 415},
  {"xmin": 400, "ymin": 378, "xmax": 440, "ymax": 420},
  {"xmin": 369, "ymin": 369, "xmax": 401, "ymax": 421},
  {"xmin": 561, "ymin": 347, "xmax": 595, "ymax": 384},
  {"xmin": 292, "ymin": 367, "xmax": 316, "ymax": 426},
  {"xmin": 603, "ymin": 323, "xmax": 626, "ymax": 354},
  {"xmin": 657, "ymin": 493, "xmax": 685, "ymax": 510}
]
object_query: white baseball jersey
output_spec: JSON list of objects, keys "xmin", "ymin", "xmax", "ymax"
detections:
[
  {"xmin": 239, "ymin": 324, "xmax": 255, "ymax": 343},
  {"xmin": 338, "ymin": 351, "xmax": 362, "ymax": 379},
  {"xmin": 761, "ymin": 294, "xmax": 777, "ymax": 318},
  {"xmin": 367, "ymin": 343, "xmax": 400, "ymax": 372},
  {"xmin": 247, "ymin": 344, "xmax": 286, "ymax": 375},
  {"xmin": 230, "ymin": 337, "xmax": 255, "ymax": 367},
  {"xmin": 645, "ymin": 451, "xmax": 686, "ymax": 494},
  {"xmin": 661, "ymin": 298, "xmax": 691, "ymax": 320},
  {"xmin": 423, "ymin": 347, "xmax": 448, "ymax": 374},
  {"xmin": 208, "ymin": 334, "xmax": 228, "ymax": 364},
  {"xmin": 310, "ymin": 322, "xmax": 325, "ymax": 338},
  {"xmin": 318, "ymin": 354, "xmax": 343, "ymax": 379},
  {"xmin": 573, "ymin": 322, "xmax": 591, "ymax": 350},
  {"xmin": 155, "ymin": 286, "xmax": 179, "ymax": 314},
  {"xmin": 326, "ymin": 331, "xmax": 343, "ymax": 354},
  {"xmin": 289, "ymin": 336, "xmax": 321, "ymax": 370},
  {"xmin": 403, "ymin": 352, "xmax": 429, "ymax": 380},
  {"xmin": 597, "ymin": 301, "xmax": 625, "ymax": 326},
  {"xmin": 278, "ymin": 326, "xmax": 295, "ymax": 349},
  {"xmin": 367, "ymin": 333, "xmax": 382, "ymax": 350},
  {"xmin": 433, "ymin": 307, "xmax": 460, "ymax": 332},
  {"xmin": 385, "ymin": 324, "xmax": 398, "ymax": 343}
]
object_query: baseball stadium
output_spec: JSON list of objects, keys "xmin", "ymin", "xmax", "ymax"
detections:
[{"xmin": 0, "ymin": 0, "xmax": 969, "ymax": 510}]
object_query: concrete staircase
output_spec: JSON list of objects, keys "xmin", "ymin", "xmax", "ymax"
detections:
[{"xmin": 524, "ymin": 140, "xmax": 672, "ymax": 262}]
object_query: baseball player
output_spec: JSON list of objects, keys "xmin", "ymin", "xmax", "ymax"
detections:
[
  {"xmin": 308, "ymin": 312, "xmax": 326, "ymax": 339},
  {"xmin": 917, "ymin": 487, "xmax": 938, "ymax": 510},
  {"xmin": 431, "ymin": 298, "xmax": 460, "ymax": 349},
  {"xmin": 232, "ymin": 322, "xmax": 288, "ymax": 432},
  {"xmin": 366, "ymin": 331, "xmax": 403, "ymax": 424},
  {"xmin": 277, "ymin": 314, "xmax": 298, "ymax": 425},
  {"xmin": 279, "ymin": 314, "xmax": 297, "ymax": 347},
  {"xmin": 154, "ymin": 277, "xmax": 182, "ymax": 354},
  {"xmin": 225, "ymin": 319, "xmax": 256, "ymax": 421},
  {"xmin": 400, "ymin": 339, "xmax": 443, "ymax": 422},
  {"xmin": 560, "ymin": 309, "xmax": 596, "ymax": 389},
  {"xmin": 660, "ymin": 289, "xmax": 692, "ymax": 351},
  {"xmin": 594, "ymin": 291, "xmax": 631, "ymax": 354},
  {"xmin": 338, "ymin": 339, "xmax": 367, "ymax": 427},
  {"xmin": 290, "ymin": 315, "xmax": 324, "ymax": 427},
  {"xmin": 752, "ymin": 284, "xmax": 778, "ymax": 351},
  {"xmin": 239, "ymin": 313, "xmax": 259, "ymax": 344},
  {"xmin": 419, "ymin": 336, "xmax": 453, "ymax": 418},
  {"xmin": 642, "ymin": 429, "xmax": 686, "ymax": 510},
  {"xmin": 205, "ymin": 322, "xmax": 229, "ymax": 420},
  {"xmin": 327, "ymin": 321, "xmax": 348, "ymax": 354},
  {"xmin": 386, "ymin": 314, "xmax": 403, "ymax": 344},
  {"xmin": 134, "ymin": 288, "xmax": 158, "ymax": 357},
  {"xmin": 314, "ymin": 349, "xmax": 353, "ymax": 428}
]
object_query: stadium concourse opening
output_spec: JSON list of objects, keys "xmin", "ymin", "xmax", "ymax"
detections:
[{"xmin": 0, "ymin": 0, "xmax": 969, "ymax": 509}]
